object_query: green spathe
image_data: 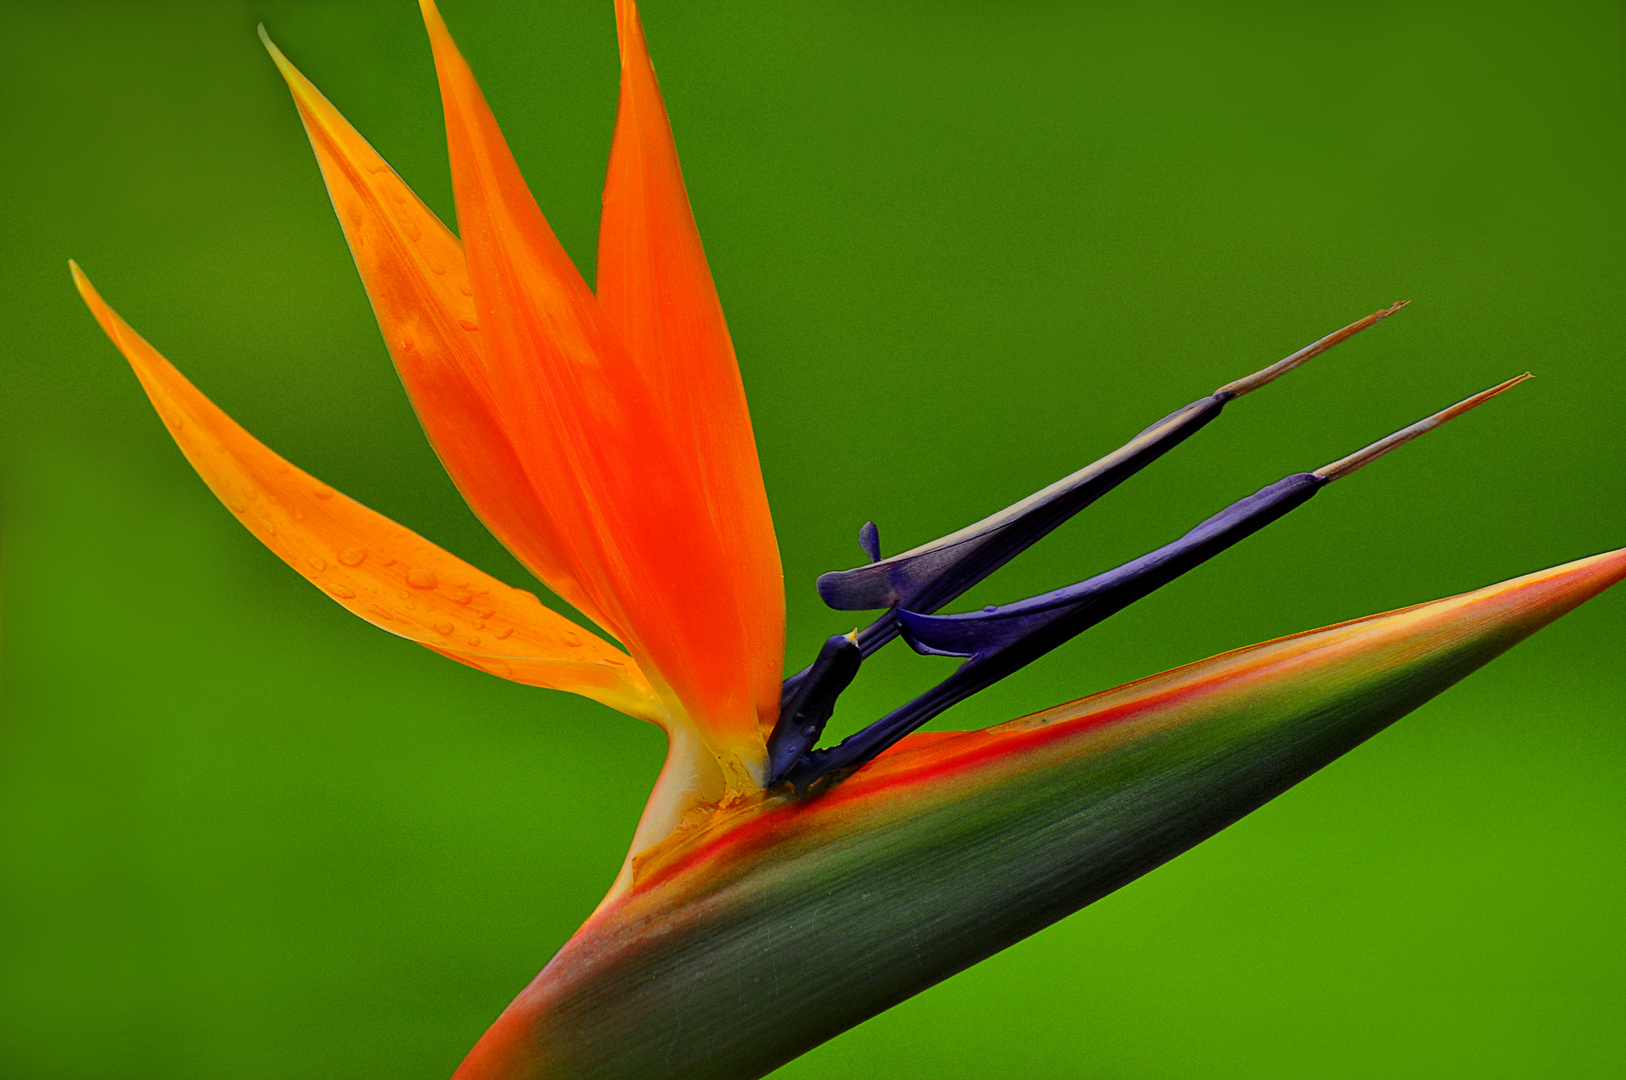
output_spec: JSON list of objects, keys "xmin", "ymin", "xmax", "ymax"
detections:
[{"xmin": 447, "ymin": 548, "xmax": 1626, "ymax": 1080}]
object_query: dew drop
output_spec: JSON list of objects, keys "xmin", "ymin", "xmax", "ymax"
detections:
[
  {"xmin": 984, "ymin": 604, "xmax": 997, "ymax": 613},
  {"xmin": 327, "ymin": 584, "xmax": 357, "ymax": 600},
  {"xmin": 397, "ymin": 590, "xmax": 410, "ymax": 601},
  {"xmin": 314, "ymin": 485, "xmax": 335, "ymax": 500},
  {"xmin": 495, "ymin": 627, "xmax": 513, "ymax": 640},
  {"xmin": 473, "ymin": 620, "xmax": 485, "ymax": 630},
  {"xmin": 431, "ymin": 264, "xmax": 447, "ymax": 276},
  {"xmin": 562, "ymin": 631, "xmax": 582, "ymax": 648},
  {"xmin": 380, "ymin": 556, "xmax": 397, "ymax": 566},
  {"xmin": 479, "ymin": 658, "xmax": 513, "ymax": 678},
  {"xmin": 458, "ymin": 319, "xmax": 480, "ymax": 332},
  {"xmin": 227, "ymin": 497, "xmax": 248, "ymax": 513},
  {"xmin": 451, "ymin": 589, "xmax": 474, "ymax": 605},
  {"xmin": 432, "ymin": 620, "xmax": 454, "ymax": 636},
  {"xmin": 274, "ymin": 462, "xmax": 291, "ymax": 474},
  {"xmin": 339, "ymin": 547, "xmax": 368, "ymax": 567},
  {"xmin": 368, "ymin": 604, "xmax": 397, "ymax": 621},
  {"xmin": 477, "ymin": 609, "xmax": 495, "ymax": 620},
  {"xmin": 402, "ymin": 220, "xmax": 422, "ymax": 241},
  {"xmin": 458, "ymin": 283, "xmax": 474, "ymax": 297},
  {"xmin": 406, "ymin": 568, "xmax": 438, "ymax": 589},
  {"xmin": 467, "ymin": 635, "xmax": 481, "ymax": 647},
  {"xmin": 308, "ymin": 556, "xmax": 328, "ymax": 571}
]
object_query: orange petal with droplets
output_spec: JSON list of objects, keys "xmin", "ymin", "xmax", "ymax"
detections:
[
  {"xmin": 259, "ymin": 29, "xmax": 618, "ymax": 643},
  {"xmin": 71, "ymin": 262, "xmax": 666, "ymax": 725},
  {"xmin": 419, "ymin": 0, "xmax": 765, "ymax": 780},
  {"xmin": 598, "ymin": 0, "xmax": 785, "ymax": 732}
]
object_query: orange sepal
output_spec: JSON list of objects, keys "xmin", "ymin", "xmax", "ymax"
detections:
[
  {"xmin": 71, "ymin": 262, "xmax": 666, "ymax": 724},
  {"xmin": 419, "ymin": 0, "xmax": 766, "ymax": 777},
  {"xmin": 259, "ymin": 29, "xmax": 617, "ymax": 642},
  {"xmin": 599, "ymin": 0, "xmax": 785, "ymax": 730}
]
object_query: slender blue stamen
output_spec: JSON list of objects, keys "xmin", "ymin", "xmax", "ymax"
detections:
[
  {"xmin": 777, "ymin": 304, "xmax": 1406, "ymax": 707},
  {"xmin": 766, "ymin": 633, "xmax": 862, "ymax": 784},
  {"xmin": 780, "ymin": 373, "xmax": 1526, "ymax": 793}
]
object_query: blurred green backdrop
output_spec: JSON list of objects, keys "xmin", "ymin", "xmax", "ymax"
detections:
[{"xmin": 3, "ymin": 1, "xmax": 1623, "ymax": 1077}]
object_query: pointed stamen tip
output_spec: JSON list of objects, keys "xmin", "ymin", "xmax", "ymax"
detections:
[
  {"xmin": 845, "ymin": 628, "xmax": 860, "ymax": 643},
  {"xmin": 1218, "ymin": 301, "xmax": 1413, "ymax": 399},
  {"xmin": 1313, "ymin": 372, "xmax": 1531, "ymax": 482}
]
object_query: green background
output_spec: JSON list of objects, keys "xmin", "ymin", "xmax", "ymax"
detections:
[{"xmin": 3, "ymin": 1, "xmax": 1623, "ymax": 1076}]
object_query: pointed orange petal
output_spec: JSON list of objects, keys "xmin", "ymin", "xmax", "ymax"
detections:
[
  {"xmin": 599, "ymin": 0, "xmax": 785, "ymax": 730},
  {"xmin": 259, "ymin": 29, "xmax": 618, "ymax": 642},
  {"xmin": 71, "ymin": 263, "xmax": 665, "ymax": 724},
  {"xmin": 419, "ymin": 0, "xmax": 765, "ymax": 778}
]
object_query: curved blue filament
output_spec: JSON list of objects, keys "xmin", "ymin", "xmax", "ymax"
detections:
[{"xmin": 781, "ymin": 472, "xmax": 1325, "ymax": 792}]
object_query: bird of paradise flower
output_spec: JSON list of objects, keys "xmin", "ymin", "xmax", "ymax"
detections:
[{"xmin": 68, "ymin": 2, "xmax": 1625, "ymax": 1078}]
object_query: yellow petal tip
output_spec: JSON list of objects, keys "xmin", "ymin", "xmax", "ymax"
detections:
[{"xmin": 419, "ymin": 0, "xmax": 450, "ymax": 41}]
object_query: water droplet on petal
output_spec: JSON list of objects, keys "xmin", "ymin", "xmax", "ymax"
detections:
[
  {"xmin": 327, "ymin": 584, "xmax": 357, "ymax": 599},
  {"xmin": 473, "ymin": 620, "xmax": 485, "ymax": 630},
  {"xmin": 380, "ymin": 556, "xmax": 397, "ymax": 566},
  {"xmin": 227, "ymin": 497, "xmax": 248, "ymax": 513},
  {"xmin": 308, "ymin": 556, "xmax": 328, "ymax": 571},
  {"xmin": 451, "ymin": 589, "xmax": 473, "ymax": 605},
  {"xmin": 432, "ymin": 620, "xmax": 454, "ymax": 636},
  {"xmin": 562, "ymin": 631, "xmax": 581, "ymax": 647},
  {"xmin": 479, "ymin": 658, "xmax": 513, "ymax": 678},
  {"xmin": 458, "ymin": 319, "xmax": 479, "ymax": 332},
  {"xmin": 274, "ymin": 462, "xmax": 291, "ymax": 474},
  {"xmin": 407, "ymin": 568, "xmax": 437, "ymax": 589},
  {"xmin": 478, "ymin": 609, "xmax": 495, "ymax": 620},
  {"xmin": 495, "ymin": 627, "xmax": 513, "ymax": 640},
  {"xmin": 431, "ymin": 264, "xmax": 447, "ymax": 276},
  {"xmin": 402, "ymin": 220, "xmax": 422, "ymax": 241},
  {"xmin": 467, "ymin": 635, "xmax": 481, "ymax": 647},
  {"xmin": 314, "ymin": 485, "xmax": 335, "ymax": 500},
  {"xmin": 458, "ymin": 282, "xmax": 474, "ymax": 297},
  {"xmin": 339, "ymin": 547, "xmax": 368, "ymax": 567},
  {"xmin": 368, "ymin": 604, "xmax": 397, "ymax": 621}
]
